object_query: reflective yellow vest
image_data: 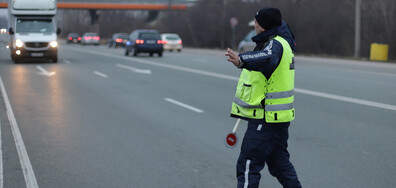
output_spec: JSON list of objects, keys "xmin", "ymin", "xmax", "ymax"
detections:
[{"xmin": 231, "ymin": 36, "xmax": 295, "ymax": 123}]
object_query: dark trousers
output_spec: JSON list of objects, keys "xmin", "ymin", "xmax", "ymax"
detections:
[{"xmin": 237, "ymin": 121, "xmax": 301, "ymax": 188}]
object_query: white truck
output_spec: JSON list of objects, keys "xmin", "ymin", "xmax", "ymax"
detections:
[{"xmin": 8, "ymin": 0, "xmax": 60, "ymax": 63}]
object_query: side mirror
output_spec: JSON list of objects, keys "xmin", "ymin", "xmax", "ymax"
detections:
[
  {"xmin": 9, "ymin": 28, "xmax": 14, "ymax": 35},
  {"xmin": 56, "ymin": 28, "xmax": 61, "ymax": 35}
]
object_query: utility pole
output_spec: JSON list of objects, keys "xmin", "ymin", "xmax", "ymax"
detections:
[
  {"xmin": 354, "ymin": 0, "xmax": 361, "ymax": 58},
  {"xmin": 167, "ymin": 0, "xmax": 173, "ymax": 31},
  {"xmin": 221, "ymin": 0, "xmax": 227, "ymax": 49}
]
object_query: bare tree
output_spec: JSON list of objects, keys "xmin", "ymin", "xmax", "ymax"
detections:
[{"xmin": 57, "ymin": 0, "xmax": 395, "ymax": 60}]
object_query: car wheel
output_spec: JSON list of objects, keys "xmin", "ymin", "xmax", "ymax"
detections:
[
  {"xmin": 52, "ymin": 55, "xmax": 58, "ymax": 63},
  {"xmin": 14, "ymin": 57, "xmax": 20, "ymax": 64},
  {"xmin": 150, "ymin": 53, "xmax": 153, "ymax": 57},
  {"xmin": 131, "ymin": 47, "xmax": 137, "ymax": 56},
  {"xmin": 178, "ymin": 49, "xmax": 181, "ymax": 52},
  {"xmin": 158, "ymin": 52, "xmax": 163, "ymax": 57}
]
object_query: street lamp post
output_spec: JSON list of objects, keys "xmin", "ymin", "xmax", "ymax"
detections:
[
  {"xmin": 354, "ymin": 0, "xmax": 361, "ymax": 58},
  {"xmin": 168, "ymin": 0, "xmax": 173, "ymax": 24},
  {"xmin": 221, "ymin": 0, "xmax": 228, "ymax": 49}
]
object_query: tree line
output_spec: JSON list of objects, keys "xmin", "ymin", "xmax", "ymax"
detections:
[{"xmin": 58, "ymin": 0, "xmax": 395, "ymax": 60}]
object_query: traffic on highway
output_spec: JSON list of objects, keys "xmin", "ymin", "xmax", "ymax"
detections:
[
  {"xmin": 0, "ymin": 0, "xmax": 396, "ymax": 188},
  {"xmin": 1, "ymin": 36, "xmax": 396, "ymax": 187}
]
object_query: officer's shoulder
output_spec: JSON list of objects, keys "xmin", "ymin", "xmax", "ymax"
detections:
[
  {"xmin": 266, "ymin": 39, "xmax": 283, "ymax": 49},
  {"xmin": 270, "ymin": 38, "xmax": 282, "ymax": 45}
]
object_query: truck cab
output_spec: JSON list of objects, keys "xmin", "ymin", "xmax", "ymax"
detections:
[{"xmin": 8, "ymin": 0, "xmax": 60, "ymax": 63}]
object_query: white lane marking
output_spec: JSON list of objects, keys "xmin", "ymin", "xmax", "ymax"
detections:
[
  {"xmin": 295, "ymin": 56, "xmax": 396, "ymax": 69},
  {"xmin": 63, "ymin": 60, "xmax": 71, "ymax": 64},
  {"xmin": 68, "ymin": 47, "xmax": 396, "ymax": 111},
  {"xmin": 193, "ymin": 58, "xmax": 208, "ymax": 63},
  {"xmin": 295, "ymin": 88, "xmax": 396, "ymax": 111},
  {"xmin": 302, "ymin": 65, "xmax": 396, "ymax": 77},
  {"xmin": 123, "ymin": 58, "xmax": 237, "ymax": 80},
  {"xmin": 116, "ymin": 64, "xmax": 152, "ymax": 74},
  {"xmin": 36, "ymin": 66, "xmax": 56, "ymax": 77},
  {"xmin": 165, "ymin": 98, "xmax": 204, "ymax": 113},
  {"xmin": 0, "ymin": 76, "xmax": 39, "ymax": 188},
  {"xmin": 344, "ymin": 69, "xmax": 396, "ymax": 77},
  {"xmin": 93, "ymin": 71, "xmax": 108, "ymax": 78},
  {"xmin": 0, "ymin": 105, "xmax": 3, "ymax": 188},
  {"xmin": 68, "ymin": 47, "xmax": 236, "ymax": 80}
]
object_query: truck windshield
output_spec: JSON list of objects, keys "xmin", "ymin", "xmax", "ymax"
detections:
[{"xmin": 16, "ymin": 19, "xmax": 54, "ymax": 33}]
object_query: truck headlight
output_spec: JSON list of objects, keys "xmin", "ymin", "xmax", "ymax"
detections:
[
  {"xmin": 15, "ymin": 39, "xmax": 23, "ymax": 48},
  {"xmin": 50, "ymin": 41, "xmax": 58, "ymax": 48}
]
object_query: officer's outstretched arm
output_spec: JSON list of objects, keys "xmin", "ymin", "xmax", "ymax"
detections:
[{"xmin": 239, "ymin": 39, "xmax": 283, "ymax": 74}]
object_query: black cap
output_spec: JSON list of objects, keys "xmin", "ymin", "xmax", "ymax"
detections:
[{"xmin": 255, "ymin": 8, "xmax": 282, "ymax": 30}]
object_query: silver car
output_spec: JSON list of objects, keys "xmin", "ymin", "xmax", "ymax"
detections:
[
  {"xmin": 81, "ymin": 32, "xmax": 100, "ymax": 45},
  {"xmin": 161, "ymin": 33, "xmax": 183, "ymax": 52},
  {"xmin": 237, "ymin": 30, "xmax": 256, "ymax": 53}
]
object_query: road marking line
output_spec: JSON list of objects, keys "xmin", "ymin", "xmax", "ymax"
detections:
[
  {"xmin": 0, "ymin": 105, "xmax": 3, "ymax": 188},
  {"xmin": 68, "ymin": 47, "xmax": 396, "ymax": 112},
  {"xmin": 36, "ymin": 66, "xmax": 56, "ymax": 77},
  {"xmin": 295, "ymin": 88, "xmax": 396, "ymax": 111},
  {"xmin": 301, "ymin": 65, "xmax": 396, "ymax": 77},
  {"xmin": 116, "ymin": 64, "xmax": 151, "ymax": 74},
  {"xmin": 165, "ymin": 98, "xmax": 204, "ymax": 113},
  {"xmin": 63, "ymin": 59, "xmax": 71, "ymax": 64},
  {"xmin": 93, "ymin": 71, "xmax": 108, "ymax": 78},
  {"xmin": 67, "ymin": 47, "xmax": 236, "ymax": 80},
  {"xmin": 0, "ymin": 75, "xmax": 39, "ymax": 188},
  {"xmin": 345, "ymin": 69, "xmax": 396, "ymax": 77}
]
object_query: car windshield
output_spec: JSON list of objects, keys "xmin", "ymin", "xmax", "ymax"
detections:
[
  {"xmin": 16, "ymin": 19, "xmax": 54, "ymax": 33},
  {"xmin": 115, "ymin": 33, "xmax": 128, "ymax": 38},
  {"xmin": 244, "ymin": 30, "xmax": 256, "ymax": 41},
  {"xmin": 140, "ymin": 32, "xmax": 159, "ymax": 40},
  {"xmin": 85, "ymin": 33, "xmax": 98, "ymax": 36},
  {"xmin": 165, "ymin": 36, "xmax": 180, "ymax": 40}
]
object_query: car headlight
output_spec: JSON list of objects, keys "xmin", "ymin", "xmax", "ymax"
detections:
[
  {"xmin": 15, "ymin": 39, "xmax": 23, "ymax": 48},
  {"xmin": 50, "ymin": 41, "xmax": 58, "ymax": 48}
]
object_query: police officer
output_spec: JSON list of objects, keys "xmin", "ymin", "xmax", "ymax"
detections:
[{"xmin": 225, "ymin": 7, "xmax": 302, "ymax": 188}]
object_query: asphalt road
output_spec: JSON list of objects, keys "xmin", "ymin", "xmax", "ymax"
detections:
[{"xmin": 0, "ymin": 41, "xmax": 395, "ymax": 188}]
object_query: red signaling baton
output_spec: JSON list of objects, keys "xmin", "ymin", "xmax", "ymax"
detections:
[{"xmin": 225, "ymin": 118, "xmax": 241, "ymax": 149}]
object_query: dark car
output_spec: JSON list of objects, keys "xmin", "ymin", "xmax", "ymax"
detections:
[
  {"xmin": 66, "ymin": 33, "xmax": 81, "ymax": 43},
  {"xmin": 125, "ymin": 30, "xmax": 164, "ymax": 57},
  {"xmin": 108, "ymin": 33, "xmax": 129, "ymax": 48}
]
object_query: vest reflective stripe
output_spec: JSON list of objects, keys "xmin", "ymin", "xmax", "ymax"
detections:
[
  {"xmin": 231, "ymin": 35, "xmax": 295, "ymax": 122},
  {"xmin": 265, "ymin": 103, "xmax": 293, "ymax": 111},
  {"xmin": 265, "ymin": 89, "xmax": 294, "ymax": 99},
  {"xmin": 233, "ymin": 97, "xmax": 262, "ymax": 109}
]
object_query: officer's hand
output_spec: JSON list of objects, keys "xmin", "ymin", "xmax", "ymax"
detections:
[{"xmin": 225, "ymin": 48, "xmax": 241, "ymax": 67}]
